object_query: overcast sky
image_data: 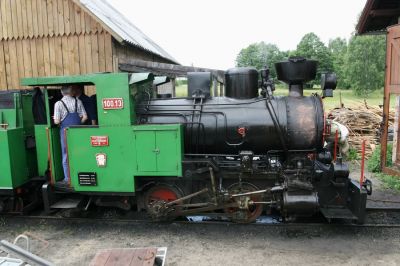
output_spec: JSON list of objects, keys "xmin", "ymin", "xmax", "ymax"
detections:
[{"xmin": 107, "ymin": 0, "xmax": 367, "ymax": 70}]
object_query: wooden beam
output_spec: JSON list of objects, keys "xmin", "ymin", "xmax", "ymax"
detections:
[
  {"xmin": 370, "ymin": 9, "xmax": 400, "ymax": 18},
  {"xmin": 118, "ymin": 59, "xmax": 225, "ymax": 83}
]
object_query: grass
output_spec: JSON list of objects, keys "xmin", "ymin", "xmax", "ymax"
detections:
[
  {"xmin": 375, "ymin": 173, "xmax": 400, "ymax": 191},
  {"xmin": 175, "ymin": 84, "xmax": 394, "ymax": 111}
]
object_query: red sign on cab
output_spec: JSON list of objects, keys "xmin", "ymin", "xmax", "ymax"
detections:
[
  {"xmin": 102, "ymin": 98, "xmax": 124, "ymax": 110},
  {"xmin": 91, "ymin": 136, "xmax": 109, "ymax": 147}
]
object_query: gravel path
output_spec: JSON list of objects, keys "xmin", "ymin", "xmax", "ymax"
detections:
[{"xmin": 1, "ymin": 218, "xmax": 400, "ymax": 266}]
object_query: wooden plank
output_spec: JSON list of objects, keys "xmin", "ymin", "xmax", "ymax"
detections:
[
  {"xmin": 62, "ymin": 35, "xmax": 69, "ymax": 75},
  {"xmin": 36, "ymin": 38, "xmax": 45, "ymax": 76},
  {"xmin": 26, "ymin": 0, "xmax": 34, "ymax": 38},
  {"xmin": 84, "ymin": 34, "xmax": 92, "ymax": 73},
  {"xmin": 79, "ymin": 3, "xmax": 86, "ymax": 33},
  {"xmin": 42, "ymin": 37, "xmax": 51, "ymax": 76},
  {"xmin": 63, "ymin": 0, "xmax": 70, "ymax": 35},
  {"xmin": 98, "ymin": 33, "xmax": 106, "ymax": 72},
  {"xmin": 10, "ymin": 0, "xmax": 19, "ymax": 38},
  {"xmin": 73, "ymin": 2, "xmax": 81, "ymax": 34},
  {"xmin": 5, "ymin": 0, "xmax": 13, "ymax": 39},
  {"xmin": 46, "ymin": 0, "xmax": 54, "ymax": 36},
  {"xmin": 104, "ymin": 249, "xmax": 123, "ymax": 266},
  {"xmin": 0, "ymin": 1, "xmax": 3, "ymax": 39},
  {"xmin": 129, "ymin": 248, "xmax": 156, "ymax": 266},
  {"xmin": 22, "ymin": 38, "xmax": 33, "ymax": 77},
  {"xmin": 41, "ymin": 0, "xmax": 49, "ymax": 36},
  {"xmin": 114, "ymin": 249, "xmax": 137, "ymax": 266},
  {"xmin": 72, "ymin": 35, "xmax": 79, "ymax": 74},
  {"xmin": 66, "ymin": 35, "xmax": 78, "ymax": 74},
  {"xmin": 0, "ymin": 41, "xmax": 7, "ymax": 89},
  {"xmin": 15, "ymin": 0, "xmax": 23, "ymax": 38},
  {"xmin": 48, "ymin": 37, "xmax": 56, "ymax": 75},
  {"xmin": 78, "ymin": 35, "xmax": 86, "ymax": 74},
  {"xmin": 36, "ymin": 0, "xmax": 44, "ymax": 37},
  {"xmin": 85, "ymin": 12, "xmax": 92, "ymax": 34},
  {"xmin": 30, "ymin": 38, "xmax": 38, "ymax": 77},
  {"xmin": 89, "ymin": 250, "xmax": 112, "ymax": 266},
  {"xmin": 20, "ymin": 0, "xmax": 28, "ymax": 37},
  {"xmin": 68, "ymin": 0, "xmax": 76, "ymax": 34},
  {"xmin": 52, "ymin": 0, "xmax": 59, "ymax": 36},
  {"xmin": 3, "ymin": 40, "xmax": 11, "ymax": 89},
  {"xmin": 104, "ymin": 33, "xmax": 113, "ymax": 72},
  {"xmin": 55, "ymin": 36, "xmax": 63, "ymax": 75},
  {"xmin": 31, "ymin": 0, "xmax": 39, "ymax": 37},
  {"xmin": 8, "ymin": 40, "xmax": 19, "ymax": 88},
  {"xmin": 91, "ymin": 34, "xmax": 99, "ymax": 73},
  {"xmin": 0, "ymin": 0, "xmax": 8, "ymax": 39},
  {"xmin": 57, "ymin": 0, "xmax": 65, "ymax": 35},
  {"xmin": 15, "ymin": 40, "xmax": 25, "ymax": 85}
]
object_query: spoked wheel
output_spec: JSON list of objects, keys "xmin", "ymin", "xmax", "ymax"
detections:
[
  {"xmin": 224, "ymin": 183, "xmax": 263, "ymax": 223},
  {"xmin": 144, "ymin": 184, "xmax": 183, "ymax": 221}
]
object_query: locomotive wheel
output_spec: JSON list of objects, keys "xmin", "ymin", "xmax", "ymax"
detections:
[
  {"xmin": 144, "ymin": 184, "xmax": 183, "ymax": 220},
  {"xmin": 224, "ymin": 183, "xmax": 263, "ymax": 223}
]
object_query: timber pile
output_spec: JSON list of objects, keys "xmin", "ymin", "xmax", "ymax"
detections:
[{"xmin": 328, "ymin": 103, "xmax": 394, "ymax": 157}]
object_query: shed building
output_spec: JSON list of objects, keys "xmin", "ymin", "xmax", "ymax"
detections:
[
  {"xmin": 357, "ymin": 0, "xmax": 400, "ymax": 175},
  {"xmin": 0, "ymin": 0, "xmax": 177, "ymax": 90}
]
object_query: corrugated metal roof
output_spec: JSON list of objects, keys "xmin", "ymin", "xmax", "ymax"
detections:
[{"xmin": 79, "ymin": 0, "xmax": 178, "ymax": 64}]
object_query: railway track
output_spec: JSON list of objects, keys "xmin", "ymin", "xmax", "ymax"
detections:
[{"xmin": 2, "ymin": 206, "xmax": 400, "ymax": 228}]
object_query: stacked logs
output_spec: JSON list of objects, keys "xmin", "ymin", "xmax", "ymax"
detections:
[{"xmin": 328, "ymin": 103, "xmax": 394, "ymax": 157}]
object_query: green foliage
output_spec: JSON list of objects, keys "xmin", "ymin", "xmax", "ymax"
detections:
[
  {"xmin": 346, "ymin": 148, "xmax": 360, "ymax": 161},
  {"xmin": 291, "ymin": 33, "xmax": 333, "ymax": 85},
  {"xmin": 375, "ymin": 173, "xmax": 400, "ymax": 191},
  {"xmin": 344, "ymin": 35, "xmax": 386, "ymax": 97},
  {"xmin": 328, "ymin": 37, "xmax": 349, "ymax": 89},
  {"xmin": 367, "ymin": 144, "xmax": 392, "ymax": 173},
  {"xmin": 235, "ymin": 42, "xmax": 287, "ymax": 79}
]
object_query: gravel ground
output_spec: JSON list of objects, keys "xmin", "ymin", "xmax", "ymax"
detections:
[{"xmin": 1, "ymin": 218, "xmax": 400, "ymax": 266}]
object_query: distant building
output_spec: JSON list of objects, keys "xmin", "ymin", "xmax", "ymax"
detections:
[
  {"xmin": 357, "ymin": 0, "xmax": 400, "ymax": 175},
  {"xmin": 0, "ymin": 0, "xmax": 177, "ymax": 90}
]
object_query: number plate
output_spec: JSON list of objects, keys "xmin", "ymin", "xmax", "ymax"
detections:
[
  {"xmin": 78, "ymin": 172, "xmax": 97, "ymax": 186},
  {"xmin": 91, "ymin": 136, "xmax": 109, "ymax": 147},
  {"xmin": 102, "ymin": 98, "xmax": 124, "ymax": 110}
]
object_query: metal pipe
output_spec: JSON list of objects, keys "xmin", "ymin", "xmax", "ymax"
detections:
[
  {"xmin": 209, "ymin": 167, "xmax": 217, "ymax": 202},
  {"xmin": 1, "ymin": 240, "xmax": 54, "ymax": 266},
  {"xmin": 231, "ymin": 189, "xmax": 270, "ymax": 198},
  {"xmin": 166, "ymin": 188, "xmax": 209, "ymax": 206},
  {"xmin": 360, "ymin": 139, "xmax": 366, "ymax": 188}
]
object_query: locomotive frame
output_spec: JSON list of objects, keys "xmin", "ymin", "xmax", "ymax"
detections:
[{"xmin": 0, "ymin": 58, "xmax": 370, "ymax": 223}]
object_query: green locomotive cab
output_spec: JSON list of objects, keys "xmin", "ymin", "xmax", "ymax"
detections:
[{"xmin": 22, "ymin": 73, "xmax": 183, "ymax": 212}]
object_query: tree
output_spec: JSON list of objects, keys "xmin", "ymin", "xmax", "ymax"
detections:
[
  {"xmin": 328, "ymin": 38, "xmax": 349, "ymax": 89},
  {"xmin": 344, "ymin": 35, "xmax": 386, "ymax": 97},
  {"xmin": 292, "ymin": 33, "xmax": 333, "ymax": 85},
  {"xmin": 236, "ymin": 42, "xmax": 286, "ymax": 79}
]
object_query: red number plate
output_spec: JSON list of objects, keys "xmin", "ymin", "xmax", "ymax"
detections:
[
  {"xmin": 91, "ymin": 136, "xmax": 109, "ymax": 147},
  {"xmin": 102, "ymin": 98, "xmax": 124, "ymax": 110}
]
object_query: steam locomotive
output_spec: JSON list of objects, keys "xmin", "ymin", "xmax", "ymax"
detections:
[{"xmin": 0, "ymin": 57, "xmax": 370, "ymax": 223}]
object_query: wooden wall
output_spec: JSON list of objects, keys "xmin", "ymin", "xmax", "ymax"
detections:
[
  {"xmin": 0, "ymin": 0, "xmax": 171, "ymax": 91},
  {"xmin": 0, "ymin": 0, "xmax": 116, "ymax": 90}
]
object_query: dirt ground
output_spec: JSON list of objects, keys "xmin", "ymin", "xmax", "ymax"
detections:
[
  {"xmin": 1, "ymin": 218, "xmax": 400, "ymax": 266},
  {"xmin": 1, "ymin": 163, "xmax": 400, "ymax": 266}
]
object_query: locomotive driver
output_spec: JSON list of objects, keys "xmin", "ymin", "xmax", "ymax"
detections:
[{"xmin": 53, "ymin": 86, "xmax": 87, "ymax": 189}]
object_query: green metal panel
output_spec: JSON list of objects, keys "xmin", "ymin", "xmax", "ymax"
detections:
[
  {"xmin": 0, "ymin": 131, "xmax": 13, "ymax": 189},
  {"xmin": 133, "ymin": 124, "xmax": 183, "ymax": 177},
  {"xmin": 66, "ymin": 127, "xmax": 136, "ymax": 193},
  {"xmin": 0, "ymin": 129, "xmax": 30, "ymax": 189},
  {"xmin": 156, "ymin": 131, "xmax": 179, "ymax": 172},
  {"xmin": 34, "ymin": 125, "xmax": 49, "ymax": 177},
  {"xmin": 135, "ymin": 131, "xmax": 157, "ymax": 172}
]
